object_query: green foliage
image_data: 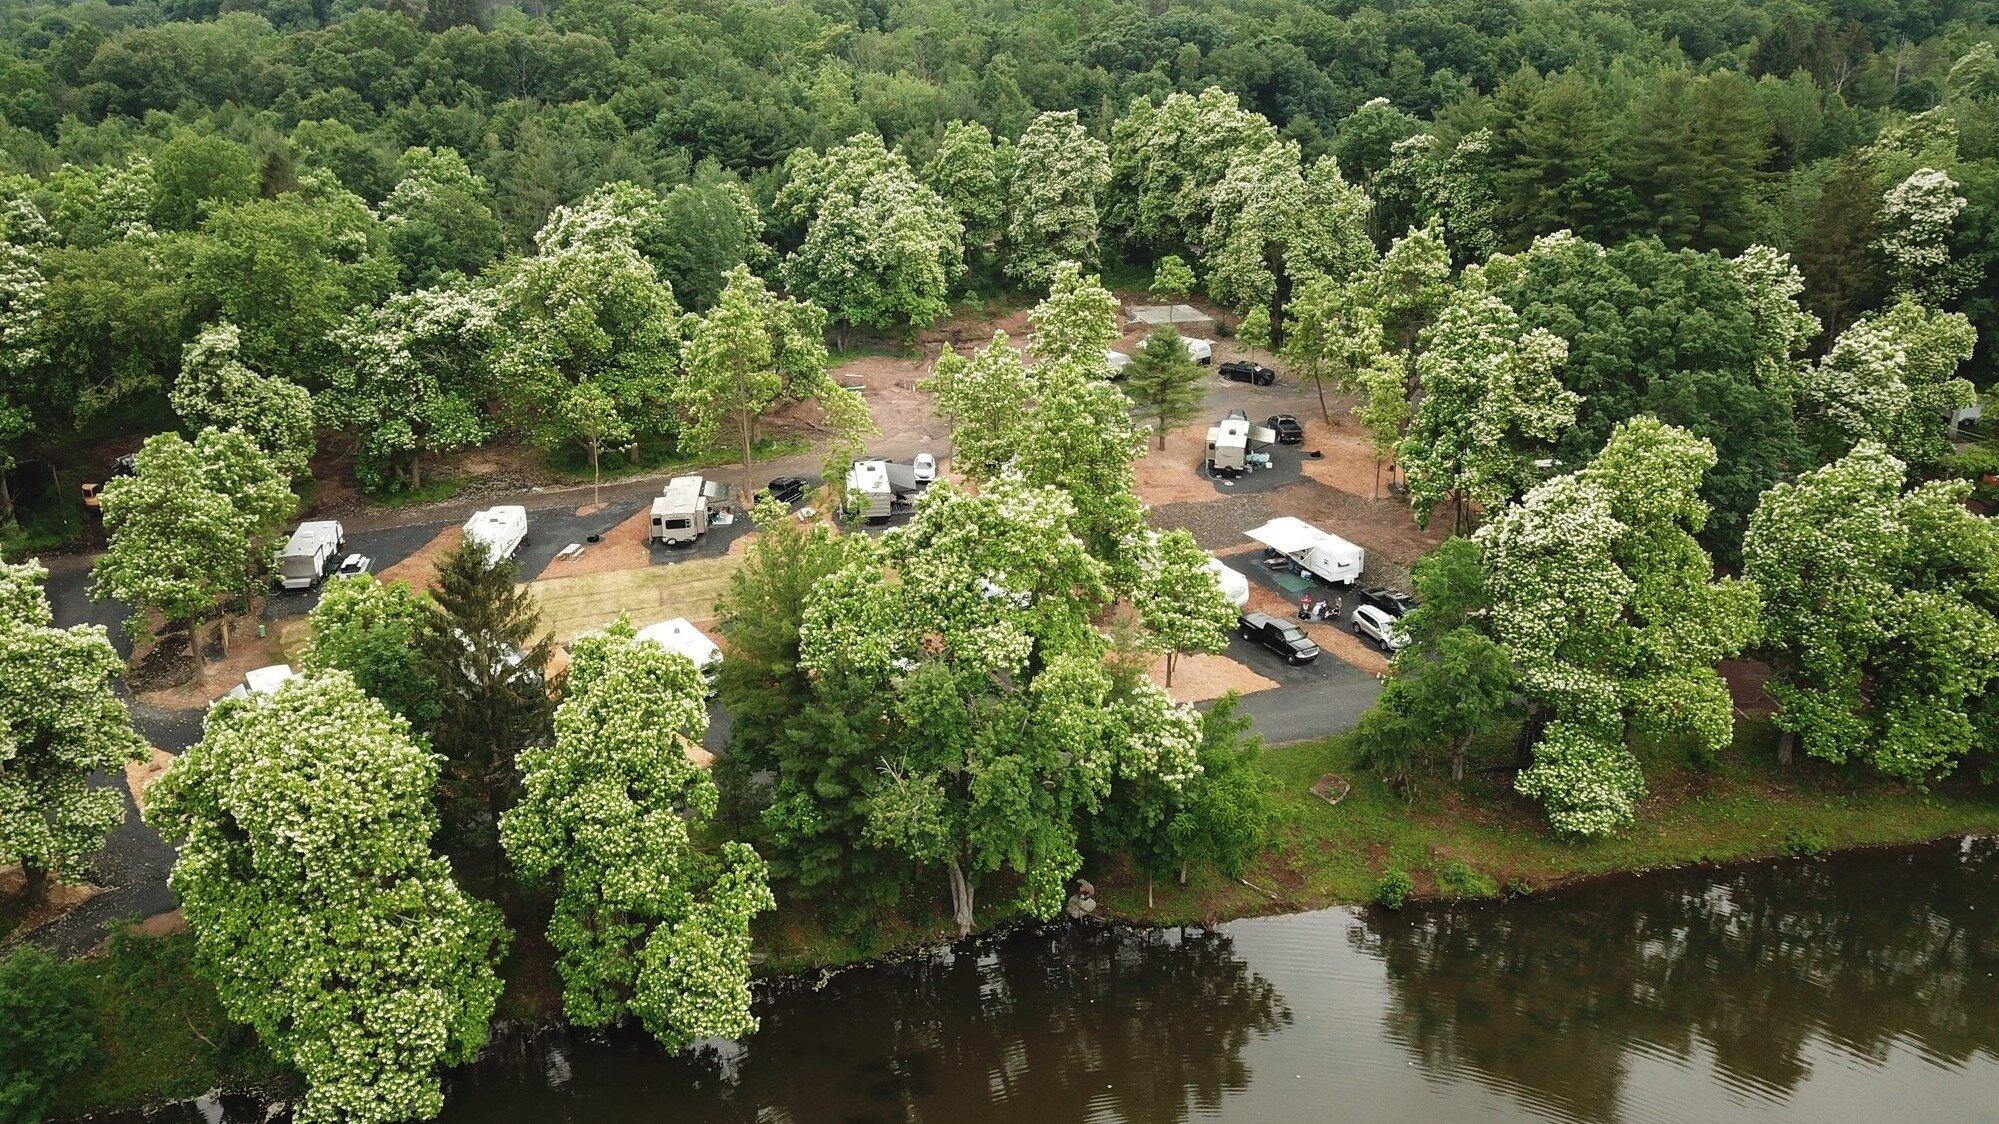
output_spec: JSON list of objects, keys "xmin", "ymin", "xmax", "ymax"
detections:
[
  {"xmin": 924, "ymin": 121, "xmax": 1012, "ymax": 254},
  {"xmin": 170, "ymin": 321, "xmax": 316, "ymax": 479},
  {"xmin": 0, "ymin": 944, "xmax": 96, "ymax": 1121},
  {"xmin": 1123, "ymin": 326, "xmax": 1206, "ymax": 447},
  {"xmin": 149, "ymin": 132, "xmax": 257, "ymax": 232},
  {"xmin": 0, "ymin": 558, "xmax": 146, "ymax": 898},
  {"xmin": 147, "ymin": 672, "xmax": 507, "ymax": 1124},
  {"xmin": 1373, "ymin": 869, "xmax": 1414, "ymax": 909},
  {"xmin": 301, "ymin": 574, "xmax": 442, "ymax": 729},
  {"xmin": 1005, "ymin": 111, "xmax": 1111, "ymax": 286},
  {"xmin": 421, "ymin": 539, "xmax": 555, "ymax": 888},
  {"xmin": 1436, "ymin": 859, "xmax": 1499, "ymax": 898},
  {"xmin": 676, "ymin": 266, "xmax": 843, "ymax": 471},
  {"xmin": 1150, "ymin": 254, "xmax": 1195, "ymax": 298},
  {"xmin": 327, "ymin": 282, "xmax": 495, "ymax": 492},
  {"xmin": 504, "ymin": 618, "xmax": 773, "ymax": 1048}
]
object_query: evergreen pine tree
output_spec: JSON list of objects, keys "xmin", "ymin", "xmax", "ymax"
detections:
[
  {"xmin": 1123, "ymin": 326, "xmax": 1206, "ymax": 448},
  {"xmin": 423, "ymin": 538, "xmax": 555, "ymax": 894}
]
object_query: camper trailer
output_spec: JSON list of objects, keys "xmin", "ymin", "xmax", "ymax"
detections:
[
  {"xmin": 847, "ymin": 459, "xmax": 894, "ymax": 520},
  {"xmin": 1244, "ymin": 517, "xmax": 1365, "ymax": 587},
  {"xmin": 1205, "ymin": 412, "xmax": 1278, "ymax": 475},
  {"xmin": 276, "ymin": 521, "xmax": 345, "ymax": 590},
  {"xmin": 222, "ymin": 664, "xmax": 297, "ymax": 703},
  {"xmin": 650, "ymin": 475, "xmax": 726, "ymax": 546},
  {"xmin": 1204, "ymin": 554, "xmax": 1251, "ymax": 607},
  {"xmin": 465, "ymin": 506, "xmax": 528, "ymax": 564},
  {"xmin": 636, "ymin": 616, "xmax": 723, "ymax": 696}
]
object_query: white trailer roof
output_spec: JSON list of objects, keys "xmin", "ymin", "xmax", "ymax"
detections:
[
  {"xmin": 1245, "ymin": 516, "xmax": 1336, "ymax": 555},
  {"xmin": 636, "ymin": 617, "xmax": 721, "ymax": 668},
  {"xmin": 285, "ymin": 521, "xmax": 341, "ymax": 550},
  {"xmin": 244, "ymin": 664, "xmax": 297, "ymax": 695},
  {"xmin": 659, "ymin": 475, "xmax": 706, "ymax": 511},
  {"xmin": 847, "ymin": 459, "xmax": 890, "ymax": 493}
]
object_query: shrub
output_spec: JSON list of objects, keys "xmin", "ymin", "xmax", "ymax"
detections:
[
  {"xmin": 1782, "ymin": 826, "xmax": 1831, "ymax": 857},
  {"xmin": 1436, "ymin": 859, "xmax": 1499, "ymax": 899},
  {"xmin": 0, "ymin": 945, "xmax": 98, "ymax": 1122},
  {"xmin": 1373, "ymin": 869, "xmax": 1414, "ymax": 909}
]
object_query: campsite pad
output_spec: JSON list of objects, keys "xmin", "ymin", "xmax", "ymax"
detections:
[
  {"xmin": 527, "ymin": 554, "xmax": 743, "ymax": 645},
  {"xmin": 1148, "ymin": 651, "xmax": 1279, "ymax": 703}
]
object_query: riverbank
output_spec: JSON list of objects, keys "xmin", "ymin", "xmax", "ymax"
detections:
[{"xmin": 42, "ymin": 715, "xmax": 1999, "ymax": 1119}]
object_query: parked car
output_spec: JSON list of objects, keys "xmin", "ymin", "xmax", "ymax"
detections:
[
  {"xmin": 1357, "ymin": 587, "xmax": 1419, "ymax": 618},
  {"xmin": 1266, "ymin": 414, "xmax": 1304, "ymax": 444},
  {"xmin": 1351, "ymin": 604, "xmax": 1410, "ymax": 651},
  {"xmin": 763, "ymin": 476, "xmax": 810, "ymax": 505},
  {"xmin": 1238, "ymin": 610, "xmax": 1320, "ymax": 664},
  {"xmin": 1220, "ymin": 360, "xmax": 1276, "ymax": 386},
  {"xmin": 912, "ymin": 453, "xmax": 937, "ymax": 482},
  {"xmin": 332, "ymin": 553, "xmax": 372, "ymax": 579}
]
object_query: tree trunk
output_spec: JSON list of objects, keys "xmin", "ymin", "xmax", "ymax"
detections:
[
  {"xmin": 1451, "ymin": 735, "xmax": 1467, "ymax": 783},
  {"xmin": 1373, "ymin": 459, "xmax": 1383, "ymax": 500},
  {"xmin": 217, "ymin": 613, "xmax": 232, "ymax": 656},
  {"xmin": 1177, "ymin": 860, "xmax": 1188, "ymax": 886},
  {"xmin": 0, "ymin": 469, "xmax": 13, "ymax": 526},
  {"xmin": 20, "ymin": 860, "xmax": 49, "ymax": 908},
  {"xmin": 409, "ymin": 454, "xmax": 423, "ymax": 492},
  {"xmin": 627, "ymin": 443, "xmax": 641, "ymax": 466},
  {"xmin": 187, "ymin": 617, "xmax": 208, "ymax": 676},
  {"xmin": 1157, "ymin": 416, "xmax": 1168, "ymax": 449},
  {"xmin": 740, "ymin": 410, "xmax": 755, "ymax": 473},
  {"xmin": 946, "ymin": 857, "xmax": 975, "ymax": 939},
  {"xmin": 1165, "ymin": 650, "xmax": 1177, "ymax": 687},
  {"xmin": 1777, "ymin": 727, "xmax": 1796, "ymax": 767},
  {"xmin": 1148, "ymin": 876, "xmax": 1154, "ymax": 910},
  {"xmin": 1314, "ymin": 372, "xmax": 1332, "ymax": 424},
  {"xmin": 589, "ymin": 440, "xmax": 602, "ymax": 506}
]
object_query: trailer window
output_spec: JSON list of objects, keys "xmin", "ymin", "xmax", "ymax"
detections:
[{"xmin": 663, "ymin": 518, "xmax": 693, "ymax": 530}]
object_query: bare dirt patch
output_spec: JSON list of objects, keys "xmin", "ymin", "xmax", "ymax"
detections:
[
  {"xmin": 528, "ymin": 555, "xmax": 743, "ymax": 644},
  {"xmin": 537, "ymin": 507, "xmax": 653, "ymax": 581},
  {"xmin": 1722, "ymin": 658, "xmax": 1779, "ymax": 716},
  {"xmin": 133, "ymin": 628, "xmax": 293, "ymax": 709},
  {"xmin": 1, "ymin": 872, "xmax": 104, "ymax": 932},
  {"xmin": 1295, "ymin": 419, "xmax": 1397, "ymax": 499},
  {"xmin": 1133, "ymin": 425, "xmax": 1225, "ymax": 507},
  {"xmin": 378, "ymin": 525, "xmax": 463, "ymax": 594},
  {"xmin": 124, "ymin": 747, "xmax": 176, "ymax": 816},
  {"xmin": 1148, "ymin": 651, "xmax": 1278, "ymax": 703},
  {"xmin": 821, "ymin": 353, "xmax": 949, "ymax": 446}
]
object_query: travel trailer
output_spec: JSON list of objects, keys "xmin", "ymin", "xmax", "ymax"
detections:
[
  {"xmin": 464, "ymin": 505, "xmax": 527, "ymax": 564},
  {"xmin": 276, "ymin": 521, "xmax": 345, "ymax": 590},
  {"xmin": 1205, "ymin": 554, "xmax": 1251, "ymax": 607},
  {"xmin": 1244, "ymin": 517, "xmax": 1365, "ymax": 587},
  {"xmin": 1205, "ymin": 412, "xmax": 1278, "ymax": 474},
  {"xmin": 650, "ymin": 475, "xmax": 727, "ymax": 545},
  {"xmin": 636, "ymin": 616, "xmax": 723, "ymax": 696}
]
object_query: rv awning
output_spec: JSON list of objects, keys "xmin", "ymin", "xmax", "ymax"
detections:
[{"xmin": 1244, "ymin": 516, "xmax": 1329, "ymax": 555}]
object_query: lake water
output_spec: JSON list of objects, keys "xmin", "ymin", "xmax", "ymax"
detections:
[{"xmin": 428, "ymin": 838, "xmax": 1999, "ymax": 1123}]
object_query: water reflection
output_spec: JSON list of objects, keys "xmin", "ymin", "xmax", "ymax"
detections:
[
  {"xmin": 439, "ymin": 923, "xmax": 1292, "ymax": 1123},
  {"xmin": 1352, "ymin": 839, "xmax": 1999, "ymax": 1120}
]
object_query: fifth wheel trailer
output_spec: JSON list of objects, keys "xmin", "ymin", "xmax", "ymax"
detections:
[{"xmin": 1244, "ymin": 517, "xmax": 1365, "ymax": 587}]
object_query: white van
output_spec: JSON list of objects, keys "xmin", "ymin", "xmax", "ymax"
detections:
[
  {"xmin": 276, "ymin": 521, "xmax": 345, "ymax": 590},
  {"xmin": 1182, "ymin": 338, "xmax": 1214, "ymax": 364}
]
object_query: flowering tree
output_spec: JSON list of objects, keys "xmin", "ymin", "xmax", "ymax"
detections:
[
  {"xmin": 1398, "ymin": 289, "xmax": 1574, "ymax": 531},
  {"xmin": 495, "ymin": 238, "xmax": 682, "ymax": 464},
  {"xmin": 1133, "ymin": 528, "xmax": 1235, "ymax": 686},
  {"xmin": 1282, "ymin": 275, "xmax": 1384, "ymax": 423},
  {"xmin": 1730, "ymin": 245, "xmax": 1822, "ymax": 384},
  {"xmin": 327, "ymin": 283, "xmax": 496, "ymax": 492},
  {"xmin": 1108, "ymin": 87, "xmax": 1281, "ymax": 252},
  {"xmin": 676, "ymin": 265, "xmax": 849, "ymax": 472},
  {"xmin": 924, "ymin": 120, "xmax": 1013, "ymax": 255},
  {"xmin": 147, "ymin": 672, "xmax": 507, "ymax": 1124},
  {"xmin": 1202, "ymin": 144, "xmax": 1374, "ymax": 337},
  {"xmin": 776, "ymin": 134, "xmax": 961, "ymax": 338},
  {"xmin": 91, "ymin": 428, "xmax": 292, "ymax": 673},
  {"xmin": 1005, "ymin": 111, "xmax": 1111, "ymax": 286},
  {"xmin": 1476, "ymin": 418, "xmax": 1757, "ymax": 836},
  {"xmin": 171, "ymin": 322, "xmax": 316, "ymax": 479},
  {"xmin": 0, "ymin": 559, "xmax": 146, "ymax": 906},
  {"xmin": 1372, "ymin": 129, "xmax": 1501, "ymax": 262},
  {"xmin": 1026, "ymin": 260, "xmax": 1121, "ymax": 370},
  {"xmin": 1877, "ymin": 167, "xmax": 1966, "ymax": 300},
  {"xmin": 537, "ymin": 176, "xmax": 765, "ymax": 311},
  {"xmin": 1798, "ymin": 297, "xmax": 1977, "ymax": 469},
  {"xmin": 798, "ymin": 478, "xmax": 1204, "ymax": 936},
  {"xmin": 301, "ymin": 574, "xmax": 441, "ymax": 728},
  {"xmin": 1151, "ymin": 254, "xmax": 1195, "ymax": 299},
  {"xmin": 503, "ymin": 619, "xmax": 772, "ymax": 1048},
  {"xmin": 379, "ymin": 146, "xmax": 504, "ymax": 286},
  {"xmin": 1359, "ymin": 219, "xmax": 1455, "ymax": 354},
  {"xmin": 1745, "ymin": 442, "xmax": 1999, "ymax": 780}
]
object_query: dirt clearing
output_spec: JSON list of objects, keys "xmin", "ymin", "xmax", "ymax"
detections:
[
  {"xmin": 528, "ymin": 555, "xmax": 743, "ymax": 644},
  {"xmin": 132, "ymin": 627, "xmax": 294, "ymax": 709},
  {"xmin": 378, "ymin": 525, "xmax": 463, "ymax": 593},
  {"xmin": 1148, "ymin": 652, "xmax": 1278, "ymax": 703},
  {"xmin": 124, "ymin": 747, "xmax": 176, "ymax": 815},
  {"xmin": 537, "ymin": 507, "xmax": 653, "ymax": 580}
]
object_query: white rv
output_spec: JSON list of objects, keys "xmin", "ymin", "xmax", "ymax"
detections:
[
  {"xmin": 650, "ymin": 475, "xmax": 725, "ymax": 545},
  {"xmin": 1182, "ymin": 337, "xmax": 1214, "ymax": 364},
  {"xmin": 847, "ymin": 459, "xmax": 894, "ymax": 520},
  {"xmin": 1205, "ymin": 413, "xmax": 1278, "ymax": 474},
  {"xmin": 637, "ymin": 616, "xmax": 723, "ymax": 695},
  {"xmin": 1245, "ymin": 517, "xmax": 1365, "ymax": 587},
  {"xmin": 223, "ymin": 664, "xmax": 297, "ymax": 703},
  {"xmin": 276, "ymin": 521, "xmax": 345, "ymax": 590},
  {"xmin": 1105, "ymin": 349, "xmax": 1132, "ymax": 376},
  {"xmin": 464, "ymin": 505, "xmax": 527, "ymax": 565},
  {"xmin": 1204, "ymin": 554, "xmax": 1251, "ymax": 607}
]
